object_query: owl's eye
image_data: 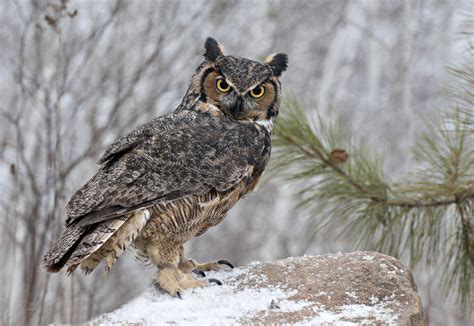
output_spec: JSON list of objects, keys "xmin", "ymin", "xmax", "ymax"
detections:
[
  {"xmin": 216, "ymin": 79, "xmax": 231, "ymax": 93},
  {"xmin": 250, "ymin": 85, "xmax": 265, "ymax": 98}
]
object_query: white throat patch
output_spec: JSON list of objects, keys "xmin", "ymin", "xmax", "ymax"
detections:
[{"xmin": 255, "ymin": 119, "xmax": 274, "ymax": 133}]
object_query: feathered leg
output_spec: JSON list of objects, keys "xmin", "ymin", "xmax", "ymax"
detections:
[{"xmin": 147, "ymin": 241, "xmax": 220, "ymax": 298}]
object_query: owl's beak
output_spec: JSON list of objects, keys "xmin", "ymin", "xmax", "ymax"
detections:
[{"xmin": 231, "ymin": 97, "xmax": 244, "ymax": 118}]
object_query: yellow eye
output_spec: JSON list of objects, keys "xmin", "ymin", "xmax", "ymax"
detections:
[
  {"xmin": 250, "ymin": 85, "xmax": 265, "ymax": 98},
  {"xmin": 216, "ymin": 79, "xmax": 231, "ymax": 93}
]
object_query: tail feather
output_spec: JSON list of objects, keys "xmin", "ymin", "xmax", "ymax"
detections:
[
  {"xmin": 42, "ymin": 217, "xmax": 127, "ymax": 273},
  {"xmin": 79, "ymin": 209, "xmax": 152, "ymax": 275},
  {"xmin": 64, "ymin": 216, "xmax": 128, "ymax": 272},
  {"xmin": 43, "ymin": 210, "xmax": 150, "ymax": 275},
  {"xmin": 42, "ymin": 223, "xmax": 89, "ymax": 272}
]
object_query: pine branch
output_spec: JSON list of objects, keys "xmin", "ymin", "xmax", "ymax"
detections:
[
  {"xmin": 278, "ymin": 133, "xmax": 371, "ymax": 195},
  {"xmin": 279, "ymin": 130, "xmax": 474, "ymax": 208},
  {"xmin": 272, "ymin": 96, "xmax": 473, "ymax": 313},
  {"xmin": 384, "ymin": 194, "xmax": 473, "ymax": 208},
  {"xmin": 272, "ymin": 17, "xmax": 473, "ymax": 312}
]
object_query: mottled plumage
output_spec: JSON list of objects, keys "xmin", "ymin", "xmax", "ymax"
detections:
[{"xmin": 42, "ymin": 37, "xmax": 288, "ymax": 297}]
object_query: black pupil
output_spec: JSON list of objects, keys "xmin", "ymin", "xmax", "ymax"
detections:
[
  {"xmin": 254, "ymin": 86, "xmax": 261, "ymax": 94},
  {"xmin": 220, "ymin": 80, "xmax": 228, "ymax": 89}
]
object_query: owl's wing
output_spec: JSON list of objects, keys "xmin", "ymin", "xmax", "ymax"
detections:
[
  {"xmin": 97, "ymin": 111, "xmax": 197, "ymax": 166},
  {"xmin": 65, "ymin": 109, "xmax": 269, "ymax": 226}
]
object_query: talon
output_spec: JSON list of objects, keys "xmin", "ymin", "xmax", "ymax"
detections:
[
  {"xmin": 193, "ymin": 269, "xmax": 206, "ymax": 278},
  {"xmin": 217, "ymin": 259, "xmax": 234, "ymax": 269},
  {"xmin": 208, "ymin": 278, "xmax": 223, "ymax": 286},
  {"xmin": 176, "ymin": 291, "xmax": 183, "ymax": 299}
]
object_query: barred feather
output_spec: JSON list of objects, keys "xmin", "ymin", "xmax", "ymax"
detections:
[
  {"xmin": 64, "ymin": 216, "xmax": 128, "ymax": 273},
  {"xmin": 79, "ymin": 209, "xmax": 151, "ymax": 275},
  {"xmin": 42, "ymin": 223, "xmax": 88, "ymax": 272}
]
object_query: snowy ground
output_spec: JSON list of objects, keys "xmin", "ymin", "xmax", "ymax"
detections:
[
  {"xmin": 94, "ymin": 267, "xmax": 307, "ymax": 324},
  {"xmin": 93, "ymin": 257, "xmax": 405, "ymax": 325}
]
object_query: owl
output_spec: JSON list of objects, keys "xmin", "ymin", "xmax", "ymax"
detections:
[{"xmin": 42, "ymin": 37, "xmax": 288, "ymax": 298}]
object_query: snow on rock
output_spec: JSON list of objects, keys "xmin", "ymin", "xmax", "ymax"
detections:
[{"xmin": 91, "ymin": 251, "xmax": 425, "ymax": 325}]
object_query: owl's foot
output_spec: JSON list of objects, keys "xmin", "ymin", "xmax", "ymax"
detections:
[
  {"xmin": 179, "ymin": 258, "xmax": 234, "ymax": 275},
  {"xmin": 153, "ymin": 267, "xmax": 222, "ymax": 298}
]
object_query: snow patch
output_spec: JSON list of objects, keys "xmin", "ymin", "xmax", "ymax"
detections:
[
  {"xmin": 96, "ymin": 267, "xmax": 308, "ymax": 325},
  {"xmin": 309, "ymin": 303, "xmax": 398, "ymax": 324},
  {"xmin": 369, "ymin": 295, "xmax": 380, "ymax": 304},
  {"xmin": 345, "ymin": 291, "xmax": 358, "ymax": 299},
  {"xmin": 362, "ymin": 255, "xmax": 375, "ymax": 261}
]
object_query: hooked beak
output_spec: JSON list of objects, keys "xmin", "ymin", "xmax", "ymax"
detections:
[{"xmin": 231, "ymin": 97, "xmax": 244, "ymax": 117}]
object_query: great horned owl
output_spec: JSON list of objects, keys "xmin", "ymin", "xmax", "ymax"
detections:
[{"xmin": 42, "ymin": 37, "xmax": 288, "ymax": 297}]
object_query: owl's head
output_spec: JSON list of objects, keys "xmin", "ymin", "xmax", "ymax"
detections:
[{"xmin": 182, "ymin": 37, "xmax": 288, "ymax": 124}]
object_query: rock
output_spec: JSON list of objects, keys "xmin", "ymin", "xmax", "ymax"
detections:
[{"xmin": 92, "ymin": 251, "xmax": 425, "ymax": 325}]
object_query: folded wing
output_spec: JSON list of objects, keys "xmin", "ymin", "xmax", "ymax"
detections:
[{"xmin": 65, "ymin": 109, "xmax": 267, "ymax": 227}]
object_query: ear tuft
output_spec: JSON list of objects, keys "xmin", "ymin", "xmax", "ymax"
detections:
[
  {"xmin": 204, "ymin": 37, "xmax": 224, "ymax": 62},
  {"xmin": 265, "ymin": 53, "xmax": 288, "ymax": 77}
]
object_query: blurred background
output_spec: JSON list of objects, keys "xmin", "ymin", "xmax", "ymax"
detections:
[{"xmin": 0, "ymin": 0, "xmax": 471, "ymax": 324}]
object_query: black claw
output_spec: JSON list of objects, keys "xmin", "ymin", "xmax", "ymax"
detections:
[
  {"xmin": 217, "ymin": 259, "xmax": 234, "ymax": 269},
  {"xmin": 193, "ymin": 269, "xmax": 206, "ymax": 278},
  {"xmin": 208, "ymin": 278, "xmax": 223, "ymax": 286},
  {"xmin": 153, "ymin": 281, "xmax": 182, "ymax": 299}
]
